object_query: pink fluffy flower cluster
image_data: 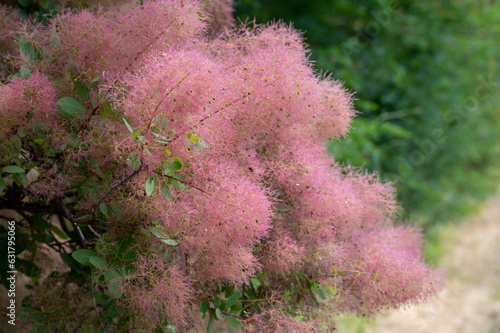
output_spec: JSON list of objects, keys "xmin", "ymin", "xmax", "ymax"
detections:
[{"xmin": 0, "ymin": 0, "xmax": 442, "ymax": 330}]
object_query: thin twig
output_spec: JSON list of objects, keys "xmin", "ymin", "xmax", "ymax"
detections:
[
  {"xmin": 87, "ymin": 225, "xmax": 101, "ymax": 238},
  {"xmin": 91, "ymin": 282, "xmax": 108, "ymax": 333},
  {"xmin": 60, "ymin": 199, "xmax": 87, "ymax": 249},
  {"xmin": 73, "ymin": 307, "xmax": 95, "ymax": 333},
  {"xmin": 91, "ymin": 163, "xmax": 144, "ymax": 221}
]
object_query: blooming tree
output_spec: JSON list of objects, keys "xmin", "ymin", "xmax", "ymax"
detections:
[{"xmin": 0, "ymin": 1, "xmax": 441, "ymax": 331}]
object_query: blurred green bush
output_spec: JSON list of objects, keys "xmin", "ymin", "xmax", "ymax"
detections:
[{"xmin": 234, "ymin": 0, "xmax": 500, "ymax": 227}]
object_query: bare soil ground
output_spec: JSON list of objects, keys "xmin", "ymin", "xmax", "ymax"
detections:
[{"xmin": 366, "ymin": 192, "xmax": 500, "ymax": 333}]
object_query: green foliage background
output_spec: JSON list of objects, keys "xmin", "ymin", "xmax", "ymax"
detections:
[{"xmin": 234, "ymin": 0, "xmax": 500, "ymax": 228}]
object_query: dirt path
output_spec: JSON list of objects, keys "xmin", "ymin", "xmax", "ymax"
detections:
[{"xmin": 366, "ymin": 192, "xmax": 500, "ymax": 333}]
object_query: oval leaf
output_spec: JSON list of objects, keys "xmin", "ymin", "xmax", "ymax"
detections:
[
  {"xmin": 95, "ymin": 293, "xmax": 111, "ymax": 308},
  {"xmin": 71, "ymin": 249, "xmax": 98, "ymax": 266},
  {"xmin": 226, "ymin": 316, "xmax": 244, "ymax": 330},
  {"xmin": 145, "ymin": 175, "xmax": 156, "ymax": 196},
  {"xmin": 89, "ymin": 256, "xmax": 107, "ymax": 270},
  {"xmin": 17, "ymin": 127, "xmax": 27, "ymax": 138},
  {"xmin": 11, "ymin": 135, "xmax": 22, "ymax": 151},
  {"xmin": 161, "ymin": 239, "xmax": 178, "ymax": 246},
  {"xmin": 186, "ymin": 133, "xmax": 199, "ymax": 143},
  {"xmin": 3, "ymin": 165, "xmax": 25, "ymax": 174},
  {"xmin": 58, "ymin": 97, "xmax": 86, "ymax": 120},
  {"xmin": 215, "ymin": 308, "xmax": 222, "ymax": 320},
  {"xmin": 49, "ymin": 225, "xmax": 69, "ymax": 240},
  {"xmin": 225, "ymin": 291, "xmax": 242, "ymax": 310},
  {"xmin": 199, "ymin": 300, "xmax": 210, "ymax": 314},
  {"xmin": 105, "ymin": 269, "xmax": 123, "ymax": 298},
  {"xmin": 167, "ymin": 158, "xmax": 183, "ymax": 173},
  {"xmin": 99, "ymin": 203, "xmax": 109, "ymax": 217},
  {"xmin": 149, "ymin": 226, "xmax": 169, "ymax": 239},
  {"xmin": 17, "ymin": 0, "xmax": 32, "ymax": 8}
]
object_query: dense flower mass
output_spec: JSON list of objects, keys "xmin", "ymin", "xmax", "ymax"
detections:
[{"xmin": 0, "ymin": 0, "xmax": 442, "ymax": 331}]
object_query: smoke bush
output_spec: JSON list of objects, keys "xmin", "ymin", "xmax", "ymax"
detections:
[{"xmin": 0, "ymin": 0, "xmax": 442, "ymax": 331}]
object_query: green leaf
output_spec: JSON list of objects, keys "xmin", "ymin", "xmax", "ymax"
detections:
[
  {"xmin": 207, "ymin": 312, "xmax": 215, "ymax": 333},
  {"xmin": 33, "ymin": 214, "xmax": 47, "ymax": 233},
  {"xmin": 3, "ymin": 165, "xmax": 25, "ymax": 173},
  {"xmin": 215, "ymin": 308, "xmax": 222, "ymax": 320},
  {"xmin": 38, "ymin": 0, "xmax": 50, "ymax": 9},
  {"xmin": 167, "ymin": 158, "xmax": 183, "ymax": 173},
  {"xmin": 123, "ymin": 117, "xmax": 134, "ymax": 133},
  {"xmin": 34, "ymin": 138, "xmax": 48, "ymax": 150},
  {"xmin": 49, "ymin": 225, "xmax": 69, "ymax": 240},
  {"xmin": 71, "ymin": 249, "xmax": 99, "ymax": 266},
  {"xmin": 20, "ymin": 65, "xmax": 31, "ymax": 79},
  {"xmin": 105, "ymin": 269, "xmax": 123, "ymax": 298},
  {"xmin": 130, "ymin": 128, "xmax": 143, "ymax": 141},
  {"xmin": 95, "ymin": 293, "xmax": 111, "ymax": 308},
  {"xmin": 199, "ymin": 300, "xmax": 210, "ymax": 314},
  {"xmin": 314, "ymin": 284, "xmax": 326, "ymax": 300},
  {"xmin": 17, "ymin": 127, "xmax": 27, "ymax": 138},
  {"xmin": 60, "ymin": 253, "xmax": 80, "ymax": 271},
  {"xmin": 17, "ymin": 172, "xmax": 26, "ymax": 182},
  {"xmin": 323, "ymin": 282, "xmax": 337, "ymax": 295},
  {"xmin": 19, "ymin": 36, "xmax": 34, "ymax": 58},
  {"xmin": 171, "ymin": 178, "xmax": 185, "ymax": 189},
  {"xmin": 126, "ymin": 153, "xmax": 141, "ymax": 168},
  {"xmin": 107, "ymin": 304, "xmax": 120, "ymax": 318},
  {"xmin": 145, "ymin": 175, "xmax": 156, "ymax": 196},
  {"xmin": 101, "ymin": 101, "xmax": 118, "ymax": 120},
  {"xmin": 160, "ymin": 239, "xmax": 177, "ymax": 246},
  {"xmin": 99, "ymin": 203, "xmax": 109, "ymax": 217},
  {"xmin": 250, "ymin": 277, "xmax": 261, "ymax": 290},
  {"xmin": 17, "ymin": 0, "xmax": 32, "ymax": 7},
  {"xmin": 226, "ymin": 316, "xmax": 243, "ymax": 330},
  {"xmin": 11, "ymin": 135, "xmax": 22, "ymax": 151},
  {"xmin": 161, "ymin": 182, "xmax": 172, "ymax": 199},
  {"xmin": 58, "ymin": 97, "xmax": 86, "ymax": 120},
  {"xmin": 74, "ymin": 80, "xmax": 90, "ymax": 101},
  {"xmin": 89, "ymin": 256, "xmax": 107, "ymax": 270},
  {"xmin": 224, "ymin": 286, "xmax": 235, "ymax": 298},
  {"xmin": 149, "ymin": 226, "xmax": 169, "ymax": 240},
  {"xmin": 186, "ymin": 133, "xmax": 200, "ymax": 143},
  {"xmin": 122, "ymin": 251, "xmax": 136, "ymax": 263},
  {"xmin": 225, "ymin": 291, "xmax": 242, "ymax": 310}
]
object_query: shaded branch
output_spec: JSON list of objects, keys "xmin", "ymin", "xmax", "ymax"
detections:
[
  {"xmin": 91, "ymin": 163, "xmax": 144, "ymax": 221},
  {"xmin": 60, "ymin": 199, "xmax": 87, "ymax": 249}
]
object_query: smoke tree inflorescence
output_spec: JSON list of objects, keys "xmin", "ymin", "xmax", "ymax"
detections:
[{"xmin": 0, "ymin": 1, "xmax": 442, "ymax": 331}]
